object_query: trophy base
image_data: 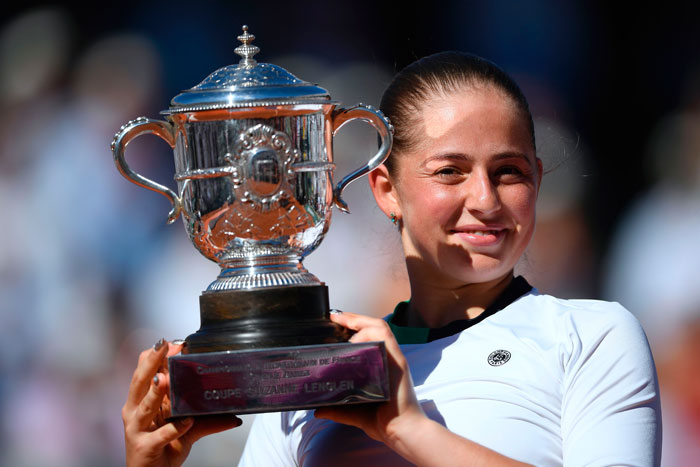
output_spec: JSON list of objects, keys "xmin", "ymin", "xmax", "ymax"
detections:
[
  {"xmin": 168, "ymin": 341, "xmax": 389, "ymax": 417},
  {"xmin": 184, "ymin": 285, "xmax": 351, "ymax": 353}
]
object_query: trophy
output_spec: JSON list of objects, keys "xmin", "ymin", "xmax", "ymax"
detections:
[{"xmin": 111, "ymin": 26, "xmax": 392, "ymax": 417}]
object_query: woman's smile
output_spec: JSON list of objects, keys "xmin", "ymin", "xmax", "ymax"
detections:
[
  {"xmin": 385, "ymin": 85, "xmax": 542, "ymax": 286},
  {"xmin": 451, "ymin": 226, "xmax": 507, "ymax": 247}
]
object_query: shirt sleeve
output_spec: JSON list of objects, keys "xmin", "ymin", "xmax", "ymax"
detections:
[
  {"xmin": 560, "ymin": 302, "xmax": 662, "ymax": 467},
  {"xmin": 238, "ymin": 412, "xmax": 298, "ymax": 467}
]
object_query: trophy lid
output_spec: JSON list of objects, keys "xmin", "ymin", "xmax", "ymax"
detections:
[{"xmin": 164, "ymin": 26, "xmax": 332, "ymax": 114}]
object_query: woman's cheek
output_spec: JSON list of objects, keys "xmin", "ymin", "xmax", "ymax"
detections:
[
  {"xmin": 417, "ymin": 184, "xmax": 461, "ymax": 219},
  {"xmin": 503, "ymin": 185, "xmax": 537, "ymax": 216}
]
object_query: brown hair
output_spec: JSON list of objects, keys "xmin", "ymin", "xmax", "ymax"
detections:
[{"xmin": 380, "ymin": 51, "xmax": 535, "ymax": 173}]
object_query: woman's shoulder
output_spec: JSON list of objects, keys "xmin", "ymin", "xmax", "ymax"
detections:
[
  {"xmin": 521, "ymin": 290, "xmax": 642, "ymax": 328},
  {"xmin": 513, "ymin": 291, "xmax": 653, "ymax": 361},
  {"xmin": 519, "ymin": 296, "xmax": 662, "ymax": 466},
  {"xmin": 503, "ymin": 290, "xmax": 650, "ymax": 352}
]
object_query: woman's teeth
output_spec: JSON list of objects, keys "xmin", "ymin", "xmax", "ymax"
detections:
[{"xmin": 467, "ymin": 230, "xmax": 498, "ymax": 236}]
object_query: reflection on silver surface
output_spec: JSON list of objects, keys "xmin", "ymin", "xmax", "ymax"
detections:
[
  {"xmin": 175, "ymin": 111, "xmax": 331, "ymax": 291},
  {"xmin": 111, "ymin": 26, "xmax": 392, "ymax": 292}
]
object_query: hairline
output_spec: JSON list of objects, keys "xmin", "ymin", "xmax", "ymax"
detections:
[{"xmin": 389, "ymin": 79, "xmax": 535, "ymax": 162}]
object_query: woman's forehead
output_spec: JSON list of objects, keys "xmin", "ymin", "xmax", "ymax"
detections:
[
  {"xmin": 411, "ymin": 88, "xmax": 530, "ymax": 148},
  {"xmin": 419, "ymin": 86, "xmax": 517, "ymax": 122}
]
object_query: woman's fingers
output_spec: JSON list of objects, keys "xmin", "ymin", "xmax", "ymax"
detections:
[
  {"xmin": 126, "ymin": 339, "xmax": 169, "ymax": 410},
  {"xmin": 166, "ymin": 340, "xmax": 185, "ymax": 358},
  {"xmin": 148, "ymin": 417, "xmax": 195, "ymax": 450},
  {"xmin": 124, "ymin": 340, "xmax": 241, "ymax": 467},
  {"xmin": 330, "ymin": 312, "xmax": 391, "ymax": 341},
  {"xmin": 330, "ymin": 312, "xmax": 404, "ymax": 359},
  {"xmin": 133, "ymin": 373, "xmax": 167, "ymax": 431},
  {"xmin": 329, "ymin": 311, "xmax": 381, "ymax": 332},
  {"xmin": 184, "ymin": 415, "xmax": 243, "ymax": 445}
]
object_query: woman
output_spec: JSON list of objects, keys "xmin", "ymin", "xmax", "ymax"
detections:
[{"xmin": 122, "ymin": 52, "xmax": 661, "ymax": 466}]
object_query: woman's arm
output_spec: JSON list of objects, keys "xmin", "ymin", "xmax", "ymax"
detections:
[
  {"xmin": 314, "ymin": 312, "xmax": 532, "ymax": 467},
  {"xmin": 122, "ymin": 339, "xmax": 241, "ymax": 467},
  {"xmin": 559, "ymin": 303, "xmax": 661, "ymax": 466}
]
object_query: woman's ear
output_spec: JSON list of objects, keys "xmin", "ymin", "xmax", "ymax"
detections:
[{"xmin": 368, "ymin": 164, "xmax": 401, "ymax": 219}]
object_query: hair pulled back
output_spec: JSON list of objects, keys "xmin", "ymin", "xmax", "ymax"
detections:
[{"xmin": 380, "ymin": 51, "xmax": 535, "ymax": 173}]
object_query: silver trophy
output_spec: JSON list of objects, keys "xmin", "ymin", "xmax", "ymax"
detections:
[{"xmin": 112, "ymin": 26, "xmax": 391, "ymax": 416}]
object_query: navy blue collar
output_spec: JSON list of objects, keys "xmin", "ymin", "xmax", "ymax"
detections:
[{"xmin": 386, "ymin": 276, "xmax": 533, "ymax": 344}]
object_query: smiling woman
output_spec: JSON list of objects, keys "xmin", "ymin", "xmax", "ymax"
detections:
[
  {"xmin": 123, "ymin": 52, "xmax": 662, "ymax": 467},
  {"xmin": 372, "ymin": 86, "xmax": 542, "ymax": 326},
  {"xmin": 239, "ymin": 52, "xmax": 662, "ymax": 466}
]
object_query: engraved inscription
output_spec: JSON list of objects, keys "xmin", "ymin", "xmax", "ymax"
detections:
[
  {"xmin": 203, "ymin": 380, "xmax": 357, "ymax": 400},
  {"xmin": 193, "ymin": 355, "xmax": 365, "ymax": 376},
  {"xmin": 204, "ymin": 388, "xmax": 243, "ymax": 400},
  {"xmin": 168, "ymin": 343, "xmax": 390, "ymax": 416},
  {"xmin": 245, "ymin": 383, "xmax": 300, "ymax": 397},
  {"xmin": 197, "ymin": 363, "xmax": 251, "ymax": 374},
  {"xmin": 195, "ymin": 358, "xmax": 320, "ymax": 376},
  {"xmin": 332, "ymin": 356, "xmax": 361, "ymax": 364},
  {"xmin": 304, "ymin": 380, "xmax": 355, "ymax": 393}
]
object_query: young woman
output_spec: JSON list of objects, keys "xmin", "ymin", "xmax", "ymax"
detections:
[{"xmin": 122, "ymin": 52, "xmax": 661, "ymax": 466}]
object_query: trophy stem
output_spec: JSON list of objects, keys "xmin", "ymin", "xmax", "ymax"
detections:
[
  {"xmin": 184, "ymin": 284, "xmax": 351, "ymax": 354},
  {"xmin": 207, "ymin": 254, "xmax": 322, "ymax": 291}
]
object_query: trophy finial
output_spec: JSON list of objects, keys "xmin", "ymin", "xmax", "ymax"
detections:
[{"xmin": 235, "ymin": 25, "xmax": 260, "ymax": 68}]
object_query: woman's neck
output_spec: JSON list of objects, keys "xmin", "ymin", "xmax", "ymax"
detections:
[{"xmin": 405, "ymin": 272, "xmax": 514, "ymax": 328}]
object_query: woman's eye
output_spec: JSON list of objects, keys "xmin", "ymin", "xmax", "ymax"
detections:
[
  {"xmin": 434, "ymin": 166, "xmax": 462, "ymax": 177},
  {"xmin": 495, "ymin": 166, "xmax": 525, "ymax": 178}
]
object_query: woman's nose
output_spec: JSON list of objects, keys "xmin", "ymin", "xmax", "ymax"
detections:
[{"xmin": 465, "ymin": 170, "xmax": 501, "ymax": 214}]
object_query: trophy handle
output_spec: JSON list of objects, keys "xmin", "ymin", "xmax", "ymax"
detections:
[
  {"xmin": 111, "ymin": 117, "xmax": 182, "ymax": 224},
  {"xmin": 331, "ymin": 103, "xmax": 393, "ymax": 213}
]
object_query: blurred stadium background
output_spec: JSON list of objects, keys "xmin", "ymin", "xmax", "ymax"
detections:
[{"xmin": 1, "ymin": 1, "xmax": 699, "ymax": 465}]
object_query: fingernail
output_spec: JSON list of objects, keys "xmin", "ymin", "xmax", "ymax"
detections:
[
  {"xmin": 171, "ymin": 339, "xmax": 185, "ymax": 346},
  {"xmin": 329, "ymin": 309, "xmax": 343, "ymax": 315},
  {"xmin": 153, "ymin": 338, "xmax": 166, "ymax": 351},
  {"xmin": 179, "ymin": 417, "xmax": 193, "ymax": 426},
  {"xmin": 153, "ymin": 374, "xmax": 159, "ymax": 386}
]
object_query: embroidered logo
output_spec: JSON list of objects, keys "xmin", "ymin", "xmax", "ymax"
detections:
[{"xmin": 487, "ymin": 349, "xmax": 511, "ymax": 366}]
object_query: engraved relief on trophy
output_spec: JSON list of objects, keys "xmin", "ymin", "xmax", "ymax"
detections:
[
  {"xmin": 230, "ymin": 123, "xmax": 297, "ymax": 210},
  {"xmin": 198, "ymin": 123, "xmax": 314, "ymax": 247},
  {"xmin": 246, "ymin": 148, "xmax": 282, "ymax": 196}
]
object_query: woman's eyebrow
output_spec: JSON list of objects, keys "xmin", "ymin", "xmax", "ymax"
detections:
[
  {"xmin": 419, "ymin": 153, "xmax": 470, "ymax": 168},
  {"xmin": 493, "ymin": 152, "xmax": 539, "ymax": 170},
  {"xmin": 493, "ymin": 152, "xmax": 533, "ymax": 163},
  {"xmin": 420, "ymin": 151, "xmax": 533, "ymax": 168}
]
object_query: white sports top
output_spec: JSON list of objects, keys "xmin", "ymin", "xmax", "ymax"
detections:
[{"xmin": 239, "ymin": 286, "xmax": 661, "ymax": 466}]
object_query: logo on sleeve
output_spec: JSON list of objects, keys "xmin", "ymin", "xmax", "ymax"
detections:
[{"xmin": 487, "ymin": 349, "xmax": 511, "ymax": 366}]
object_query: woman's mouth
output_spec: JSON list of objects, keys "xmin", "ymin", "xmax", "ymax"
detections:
[{"xmin": 452, "ymin": 227, "xmax": 506, "ymax": 246}]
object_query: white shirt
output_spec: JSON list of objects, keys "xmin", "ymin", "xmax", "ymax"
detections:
[{"xmin": 239, "ymin": 290, "xmax": 661, "ymax": 466}]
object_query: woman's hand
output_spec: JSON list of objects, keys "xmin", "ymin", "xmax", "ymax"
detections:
[
  {"xmin": 122, "ymin": 339, "xmax": 242, "ymax": 467},
  {"xmin": 314, "ymin": 313, "xmax": 531, "ymax": 466},
  {"xmin": 314, "ymin": 312, "xmax": 427, "ymax": 445}
]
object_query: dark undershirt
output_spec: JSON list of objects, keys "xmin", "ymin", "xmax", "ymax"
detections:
[{"xmin": 385, "ymin": 276, "xmax": 534, "ymax": 344}]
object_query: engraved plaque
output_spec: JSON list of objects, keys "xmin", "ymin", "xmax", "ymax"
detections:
[{"xmin": 169, "ymin": 342, "xmax": 389, "ymax": 416}]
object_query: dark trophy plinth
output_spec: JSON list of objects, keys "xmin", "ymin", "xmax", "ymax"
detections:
[
  {"xmin": 169, "ymin": 341, "xmax": 389, "ymax": 417},
  {"xmin": 111, "ymin": 26, "xmax": 394, "ymax": 418},
  {"xmin": 167, "ymin": 285, "xmax": 390, "ymax": 417},
  {"xmin": 186, "ymin": 285, "xmax": 350, "ymax": 352}
]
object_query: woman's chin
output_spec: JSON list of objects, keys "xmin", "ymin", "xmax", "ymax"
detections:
[{"xmin": 436, "ymin": 254, "xmax": 514, "ymax": 286}]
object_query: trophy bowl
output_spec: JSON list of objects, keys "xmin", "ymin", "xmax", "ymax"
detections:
[{"xmin": 112, "ymin": 26, "xmax": 392, "ymax": 416}]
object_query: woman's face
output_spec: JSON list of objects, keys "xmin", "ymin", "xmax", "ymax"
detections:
[{"xmin": 388, "ymin": 85, "xmax": 541, "ymax": 288}]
